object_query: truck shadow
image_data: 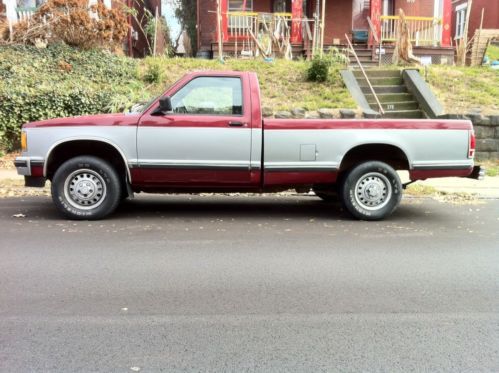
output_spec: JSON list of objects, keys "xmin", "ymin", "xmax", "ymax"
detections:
[{"xmin": 111, "ymin": 194, "xmax": 429, "ymax": 222}]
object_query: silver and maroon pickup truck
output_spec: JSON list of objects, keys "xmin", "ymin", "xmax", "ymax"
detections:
[{"xmin": 15, "ymin": 71, "xmax": 481, "ymax": 220}]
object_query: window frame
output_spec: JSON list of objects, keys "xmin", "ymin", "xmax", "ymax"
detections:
[
  {"xmin": 168, "ymin": 76, "xmax": 245, "ymax": 117},
  {"xmin": 455, "ymin": 4, "xmax": 467, "ymax": 40}
]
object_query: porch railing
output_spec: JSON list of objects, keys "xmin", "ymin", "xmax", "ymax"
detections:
[
  {"xmin": 227, "ymin": 11, "xmax": 292, "ymax": 40},
  {"xmin": 380, "ymin": 15, "xmax": 442, "ymax": 46}
]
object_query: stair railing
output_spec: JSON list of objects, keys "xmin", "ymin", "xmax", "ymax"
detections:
[
  {"xmin": 366, "ymin": 16, "xmax": 382, "ymax": 67},
  {"xmin": 345, "ymin": 34, "xmax": 384, "ymax": 115}
]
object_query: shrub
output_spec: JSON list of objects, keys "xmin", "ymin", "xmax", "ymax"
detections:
[
  {"xmin": 142, "ymin": 57, "xmax": 164, "ymax": 83},
  {"xmin": 0, "ymin": 44, "xmax": 146, "ymax": 151},
  {"xmin": 307, "ymin": 56, "xmax": 329, "ymax": 82},
  {"xmin": 8, "ymin": 0, "xmax": 128, "ymax": 50},
  {"xmin": 307, "ymin": 47, "xmax": 348, "ymax": 82}
]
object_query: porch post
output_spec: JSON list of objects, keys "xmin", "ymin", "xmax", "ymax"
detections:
[
  {"xmin": 217, "ymin": 0, "xmax": 229, "ymax": 43},
  {"xmin": 291, "ymin": 0, "xmax": 303, "ymax": 43},
  {"xmin": 3, "ymin": 0, "xmax": 18, "ymax": 23},
  {"xmin": 441, "ymin": 0, "xmax": 452, "ymax": 47},
  {"xmin": 369, "ymin": 0, "xmax": 382, "ymax": 46}
]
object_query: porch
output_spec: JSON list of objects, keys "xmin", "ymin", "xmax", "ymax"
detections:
[{"xmin": 206, "ymin": 0, "xmax": 454, "ymax": 62}]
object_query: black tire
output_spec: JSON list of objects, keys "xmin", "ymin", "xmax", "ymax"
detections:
[
  {"xmin": 340, "ymin": 161, "xmax": 402, "ymax": 221},
  {"xmin": 51, "ymin": 156, "xmax": 122, "ymax": 220}
]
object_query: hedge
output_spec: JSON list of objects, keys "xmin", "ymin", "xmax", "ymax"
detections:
[{"xmin": 0, "ymin": 44, "xmax": 146, "ymax": 151}]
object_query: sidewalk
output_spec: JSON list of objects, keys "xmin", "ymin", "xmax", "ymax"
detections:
[
  {"xmin": 417, "ymin": 177, "xmax": 499, "ymax": 198},
  {"xmin": 1, "ymin": 168, "xmax": 499, "ymax": 198}
]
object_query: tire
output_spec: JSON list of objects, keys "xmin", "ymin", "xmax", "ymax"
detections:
[
  {"xmin": 51, "ymin": 156, "xmax": 122, "ymax": 220},
  {"xmin": 340, "ymin": 161, "xmax": 402, "ymax": 221}
]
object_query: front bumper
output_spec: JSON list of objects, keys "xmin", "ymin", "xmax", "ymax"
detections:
[{"xmin": 14, "ymin": 157, "xmax": 46, "ymax": 187}]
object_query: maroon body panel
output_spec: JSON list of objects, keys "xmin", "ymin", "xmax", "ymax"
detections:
[
  {"xmin": 23, "ymin": 113, "xmax": 140, "ymax": 128},
  {"xmin": 409, "ymin": 167, "xmax": 473, "ymax": 180},
  {"xmin": 264, "ymin": 119, "xmax": 473, "ymax": 131}
]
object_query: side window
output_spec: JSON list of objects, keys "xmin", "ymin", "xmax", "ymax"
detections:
[{"xmin": 170, "ymin": 77, "xmax": 243, "ymax": 115}]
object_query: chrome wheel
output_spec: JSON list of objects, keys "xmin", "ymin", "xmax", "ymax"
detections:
[
  {"xmin": 63, "ymin": 169, "xmax": 107, "ymax": 210},
  {"xmin": 354, "ymin": 172, "xmax": 392, "ymax": 211}
]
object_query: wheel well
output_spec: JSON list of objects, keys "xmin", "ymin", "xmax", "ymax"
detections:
[
  {"xmin": 46, "ymin": 140, "xmax": 129, "ymax": 187},
  {"xmin": 339, "ymin": 144, "xmax": 410, "ymax": 173}
]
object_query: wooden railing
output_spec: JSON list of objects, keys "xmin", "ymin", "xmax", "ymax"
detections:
[{"xmin": 380, "ymin": 15, "xmax": 442, "ymax": 46}]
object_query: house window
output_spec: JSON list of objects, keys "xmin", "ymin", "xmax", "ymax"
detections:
[
  {"xmin": 455, "ymin": 3, "xmax": 467, "ymax": 39},
  {"xmin": 228, "ymin": 0, "xmax": 253, "ymax": 12},
  {"xmin": 228, "ymin": 0, "xmax": 253, "ymax": 30}
]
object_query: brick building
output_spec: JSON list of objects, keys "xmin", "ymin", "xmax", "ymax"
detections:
[
  {"xmin": 451, "ymin": 0, "xmax": 499, "ymax": 42},
  {"xmin": 197, "ymin": 0, "xmax": 454, "ymax": 56}
]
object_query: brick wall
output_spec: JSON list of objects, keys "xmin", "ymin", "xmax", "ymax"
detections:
[
  {"xmin": 198, "ymin": 0, "xmax": 218, "ymax": 51},
  {"xmin": 394, "ymin": 0, "xmax": 435, "ymax": 17},
  {"xmin": 323, "ymin": 0, "xmax": 353, "ymax": 44},
  {"xmin": 451, "ymin": 0, "xmax": 499, "ymax": 41}
]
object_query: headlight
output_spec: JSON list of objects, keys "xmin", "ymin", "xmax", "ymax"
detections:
[{"xmin": 21, "ymin": 131, "xmax": 27, "ymax": 152}]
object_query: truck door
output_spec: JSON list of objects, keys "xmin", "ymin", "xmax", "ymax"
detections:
[{"xmin": 137, "ymin": 75, "xmax": 252, "ymax": 186}]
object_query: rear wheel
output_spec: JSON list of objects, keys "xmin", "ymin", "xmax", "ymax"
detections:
[
  {"xmin": 51, "ymin": 156, "xmax": 122, "ymax": 220},
  {"xmin": 340, "ymin": 161, "xmax": 402, "ymax": 221}
]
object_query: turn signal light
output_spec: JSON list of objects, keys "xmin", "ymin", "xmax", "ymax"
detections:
[
  {"xmin": 21, "ymin": 131, "xmax": 27, "ymax": 152},
  {"xmin": 468, "ymin": 130, "xmax": 475, "ymax": 158}
]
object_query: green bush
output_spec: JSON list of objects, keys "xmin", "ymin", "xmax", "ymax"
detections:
[
  {"xmin": 307, "ymin": 47, "xmax": 348, "ymax": 82},
  {"xmin": 0, "ymin": 44, "xmax": 146, "ymax": 151},
  {"xmin": 142, "ymin": 57, "xmax": 164, "ymax": 83},
  {"xmin": 307, "ymin": 56, "xmax": 329, "ymax": 82}
]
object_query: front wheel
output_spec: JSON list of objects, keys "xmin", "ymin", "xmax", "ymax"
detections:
[
  {"xmin": 51, "ymin": 156, "xmax": 122, "ymax": 220},
  {"xmin": 340, "ymin": 161, "xmax": 402, "ymax": 221}
]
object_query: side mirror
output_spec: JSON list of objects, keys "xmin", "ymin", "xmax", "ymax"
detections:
[
  {"xmin": 152, "ymin": 96, "xmax": 172, "ymax": 115},
  {"xmin": 159, "ymin": 96, "xmax": 172, "ymax": 112}
]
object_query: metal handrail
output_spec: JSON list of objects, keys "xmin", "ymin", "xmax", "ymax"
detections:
[{"xmin": 345, "ymin": 34, "xmax": 384, "ymax": 115}]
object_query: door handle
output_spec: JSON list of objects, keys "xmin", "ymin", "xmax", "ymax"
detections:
[{"xmin": 228, "ymin": 121, "xmax": 246, "ymax": 127}]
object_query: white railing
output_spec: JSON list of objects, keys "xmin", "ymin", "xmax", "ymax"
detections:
[
  {"xmin": 227, "ymin": 11, "xmax": 292, "ymax": 40},
  {"xmin": 381, "ymin": 15, "xmax": 442, "ymax": 46}
]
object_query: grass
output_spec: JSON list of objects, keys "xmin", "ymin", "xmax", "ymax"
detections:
[
  {"xmin": 425, "ymin": 65, "xmax": 499, "ymax": 115},
  {"xmin": 481, "ymin": 160, "xmax": 499, "ymax": 177},
  {"xmin": 485, "ymin": 44, "xmax": 499, "ymax": 62},
  {"xmin": 140, "ymin": 57, "xmax": 356, "ymax": 111}
]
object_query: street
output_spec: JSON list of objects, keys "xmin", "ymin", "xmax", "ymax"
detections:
[{"xmin": 0, "ymin": 194, "xmax": 498, "ymax": 372}]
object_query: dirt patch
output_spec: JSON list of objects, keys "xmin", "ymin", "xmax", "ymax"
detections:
[
  {"xmin": 0, "ymin": 178, "xmax": 50, "ymax": 198},
  {"xmin": 0, "ymin": 152, "xmax": 20, "ymax": 169}
]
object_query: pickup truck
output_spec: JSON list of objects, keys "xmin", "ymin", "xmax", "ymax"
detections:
[{"xmin": 15, "ymin": 71, "xmax": 481, "ymax": 221}]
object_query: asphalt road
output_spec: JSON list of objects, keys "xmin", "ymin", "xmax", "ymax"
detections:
[{"xmin": 0, "ymin": 194, "xmax": 498, "ymax": 372}]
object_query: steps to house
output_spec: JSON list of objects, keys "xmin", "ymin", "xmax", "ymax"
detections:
[
  {"xmin": 347, "ymin": 45, "xmax": 379, "ymax": 68},
  {"xmin": 353, "ymin": 69, "xmax": 425, "ymax": 118}
]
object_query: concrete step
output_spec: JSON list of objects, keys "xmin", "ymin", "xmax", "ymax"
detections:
[
  {"xmin": 349, "ymin": 56, "xmax": 374, "ymax": 63},
  {"xmin": 368, "ymin": 101, "xmax": 420, "ymax": 111},
  {"xmin": 348, "ymin": 50, "xmax": 372, "ymax": 57},
  {"xmin": 361, "ymin": 85, "xmax": 408, "ymax": 94},
  {"xmin": 350, "ymin": 61, "xmax": 380, "ymax": 68},
  {"xmin": 382, "ymin": 110, "xmax": 425, "ymax": 119},
  {"xmin": 357, "ymin": 76, "xmax": 403, "ymax": 86},
  {"xmin": 353, "ymin": 69, "xmax": 401, "ymax": 78},
  {"xmin": 364, "ymin": 92, "xmax": 415, "ymax": 103}
]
